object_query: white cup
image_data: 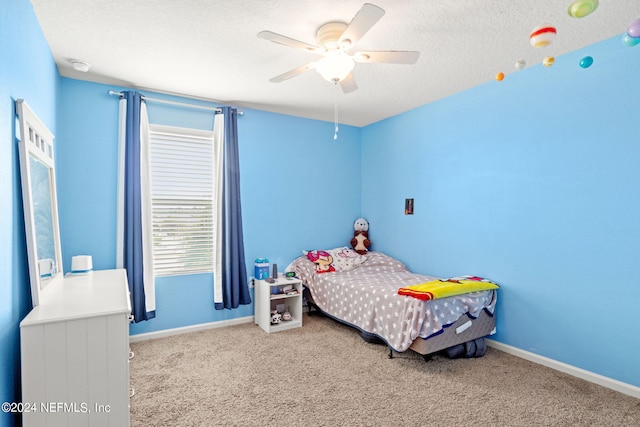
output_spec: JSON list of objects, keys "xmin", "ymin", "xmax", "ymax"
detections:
[{"xmin": 71, "ymin": 255, "xmax": 93, "ymax": 273}]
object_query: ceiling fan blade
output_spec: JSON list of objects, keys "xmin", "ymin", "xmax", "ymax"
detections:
[
  {"xmin": 257, "ymin": 31, "xmax": 321, "ymax": 53},
  {"xmin": 353, "ymin": 50, "xmax": 420, "ymax": 64},
  {"xmin": 339, "ymin": 73, "xmax": 358, "ymax": 93},
  {"xmin": 269, "ymin": 61, "xmax": 319, "ymax": 83},
  {"xmin": 339, "ymin": 3, "xmax": 385, "ymax": 48}
]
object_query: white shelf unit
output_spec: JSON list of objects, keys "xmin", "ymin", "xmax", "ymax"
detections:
[
  {"xmin": 254, "ymin": 277, "xmax": 303, "ymax": 333},
  {"xmin": 20, "ymin": 269, "xmax": 132, "ymax": 427}
]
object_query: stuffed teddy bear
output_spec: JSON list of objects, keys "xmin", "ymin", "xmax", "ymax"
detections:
[{"xmin": 350, "ymin": 217, "xmax": 371, "ymax": 255}]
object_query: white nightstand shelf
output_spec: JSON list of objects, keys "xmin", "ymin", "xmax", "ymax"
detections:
[{"xmin": 255, "ymin": 277, "xmax": 303, "ymax": 333}]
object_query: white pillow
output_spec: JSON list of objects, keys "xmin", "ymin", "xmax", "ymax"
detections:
[{"xmin": 325, "ymin": 246, "xmax": 367, "ymax": 271}]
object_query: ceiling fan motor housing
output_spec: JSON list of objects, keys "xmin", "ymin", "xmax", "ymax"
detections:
[{"xmin": 316, "ymin": 22, "xmax": 350, "ymax": 51}]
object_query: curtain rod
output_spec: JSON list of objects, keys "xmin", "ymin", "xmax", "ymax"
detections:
[{"xmin": 108, "ymin": 90, "xmax": 243, "ymax": 115}]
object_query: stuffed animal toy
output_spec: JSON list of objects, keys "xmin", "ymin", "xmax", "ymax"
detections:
[
  {"xmin": 350, "ymin": 217, "xmax": 371, "ymax": 255},
  {"xmin": 270, "ymin": 310, "xmax": 282, "ymax": 324}
]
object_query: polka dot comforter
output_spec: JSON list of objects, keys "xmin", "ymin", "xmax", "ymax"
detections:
[{"xmin": 290, "ymin": 251, "xmax": 497, "ymax": 353}]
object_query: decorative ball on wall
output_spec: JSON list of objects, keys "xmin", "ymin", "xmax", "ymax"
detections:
[
  {"xmin": 579, "ymin": 56, "xmax": 594, "ymax": 68},
  {"xmin": 515, "ymin": 59, "xmax": 526, "ymax": 70},
  {"xmin": 622, "ymin": 33, "xmax": 640, "ymax": 47},
  {"xmin": 495, "ymin": 72, "xmax": 505, "ymax": 81},
  {"xmin": 543, "ymin": 56, "xmax": 555, "ymax": 67},
  {"xmin": 530, "ymin": 24, "xmax": 557, "ymax": 48},
  {"xmin": 627, "ymin": 18, "xmax": 640, "ymax": 39},
  {"xmin": 567, "ymin": 0, "xmax": 599, "ymax": 19}
]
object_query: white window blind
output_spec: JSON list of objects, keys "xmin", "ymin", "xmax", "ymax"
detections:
[{"xmin": 149, "ymin": 124, "xmax": 215, "ymax": 276}]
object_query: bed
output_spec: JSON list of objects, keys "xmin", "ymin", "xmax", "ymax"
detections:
[{"xmin": 288, "ymin": 248, "xmax": 498, "ymax": 359}]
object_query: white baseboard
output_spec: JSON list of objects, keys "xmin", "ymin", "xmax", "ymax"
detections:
[
  {"xmin": 129, "ymin": 316, "xmax": 255, "ymax": 343},
  {"xmin": 486, "ymin": 339, "xmax": 640, "ymax": 399}
]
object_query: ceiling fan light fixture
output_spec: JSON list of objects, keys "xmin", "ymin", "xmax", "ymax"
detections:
[{"xmin": 315, "ymin": 51, "xmax": 355, "ymax": 83}]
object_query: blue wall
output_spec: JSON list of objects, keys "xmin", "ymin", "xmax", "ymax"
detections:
[
  {"xmin": 56, "ymin": 81, "xmax": 120, "ymax": 273},
  {"xmin": 56, "ymin": 80, "xmax": 362, "ymax": 336},
  {"xmin": 361, "ymin": 36, "xmax": 640, "ymax": 387},
  {"xmin": 0, "ymin": 1, "xmax": 60, "ymax": 425}
]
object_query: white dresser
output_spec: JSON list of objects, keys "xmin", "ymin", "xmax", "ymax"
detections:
[{"xmin": 20, "ymin": 269, "xmax": 131, "ymax": 427}]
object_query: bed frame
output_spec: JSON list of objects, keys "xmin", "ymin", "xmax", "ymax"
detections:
[
  {"xmin": 407, "ymin": 309, "xmax": 495, "ymax": 359},
  {"xmin": 305, "ymin": 287, "xmax": 495, "ymax": 360}
]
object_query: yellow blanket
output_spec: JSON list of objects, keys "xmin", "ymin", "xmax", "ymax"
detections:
[{"xmin": 398, "ymin": 276, "xmax": 499, "ymax": 301}]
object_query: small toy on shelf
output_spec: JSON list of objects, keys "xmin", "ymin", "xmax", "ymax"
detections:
[{"xmin": 270, "ymin": 310, "xmax": 282, "ymax": 324}]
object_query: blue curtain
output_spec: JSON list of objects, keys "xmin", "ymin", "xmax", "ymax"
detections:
[
  {"xmin": 123, "ymin": 91, "xmax": 155, "ymax": 321},
  {"xmin": 216, "ymin": 106, "xmax": 251, "ymax": 310}
]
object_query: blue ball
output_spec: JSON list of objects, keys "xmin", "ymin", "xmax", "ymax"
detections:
[{"xmin": 579, "ymin": 56, "xmax": 593, "ymax": 68}]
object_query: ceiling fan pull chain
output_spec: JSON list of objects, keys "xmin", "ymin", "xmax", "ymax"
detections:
[{"xmin": 334, "ymin": 87, "xmax": 339, "ymax": 140}]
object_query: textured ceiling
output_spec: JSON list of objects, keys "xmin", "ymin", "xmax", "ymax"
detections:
[{"xmin": 30, "ymin": 0, "xmax": 640, "ymax": 126}]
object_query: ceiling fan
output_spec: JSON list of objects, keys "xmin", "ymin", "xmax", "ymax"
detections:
[{"xmin": 257, "ymin": 3, "xmax": 420, "ymax": 93}]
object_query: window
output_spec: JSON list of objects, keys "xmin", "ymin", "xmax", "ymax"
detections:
[{"xmin": 148, "ymin": 124, "xmax": 215, "ymax": 276}]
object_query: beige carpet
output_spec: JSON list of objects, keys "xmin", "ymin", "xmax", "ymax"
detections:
[{"xmin": 130, "ymin": 313, "xmax": 639, "ymax": 426}]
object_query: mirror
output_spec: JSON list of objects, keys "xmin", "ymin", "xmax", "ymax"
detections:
[{"xmin": 17, "ymin": 99, "xmax": 63, "ymax": 306}]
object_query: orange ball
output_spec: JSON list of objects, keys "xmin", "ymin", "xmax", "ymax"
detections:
[{"xmin": 496, "ymin": 72, "xmax": 505, "ymax": 81}]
